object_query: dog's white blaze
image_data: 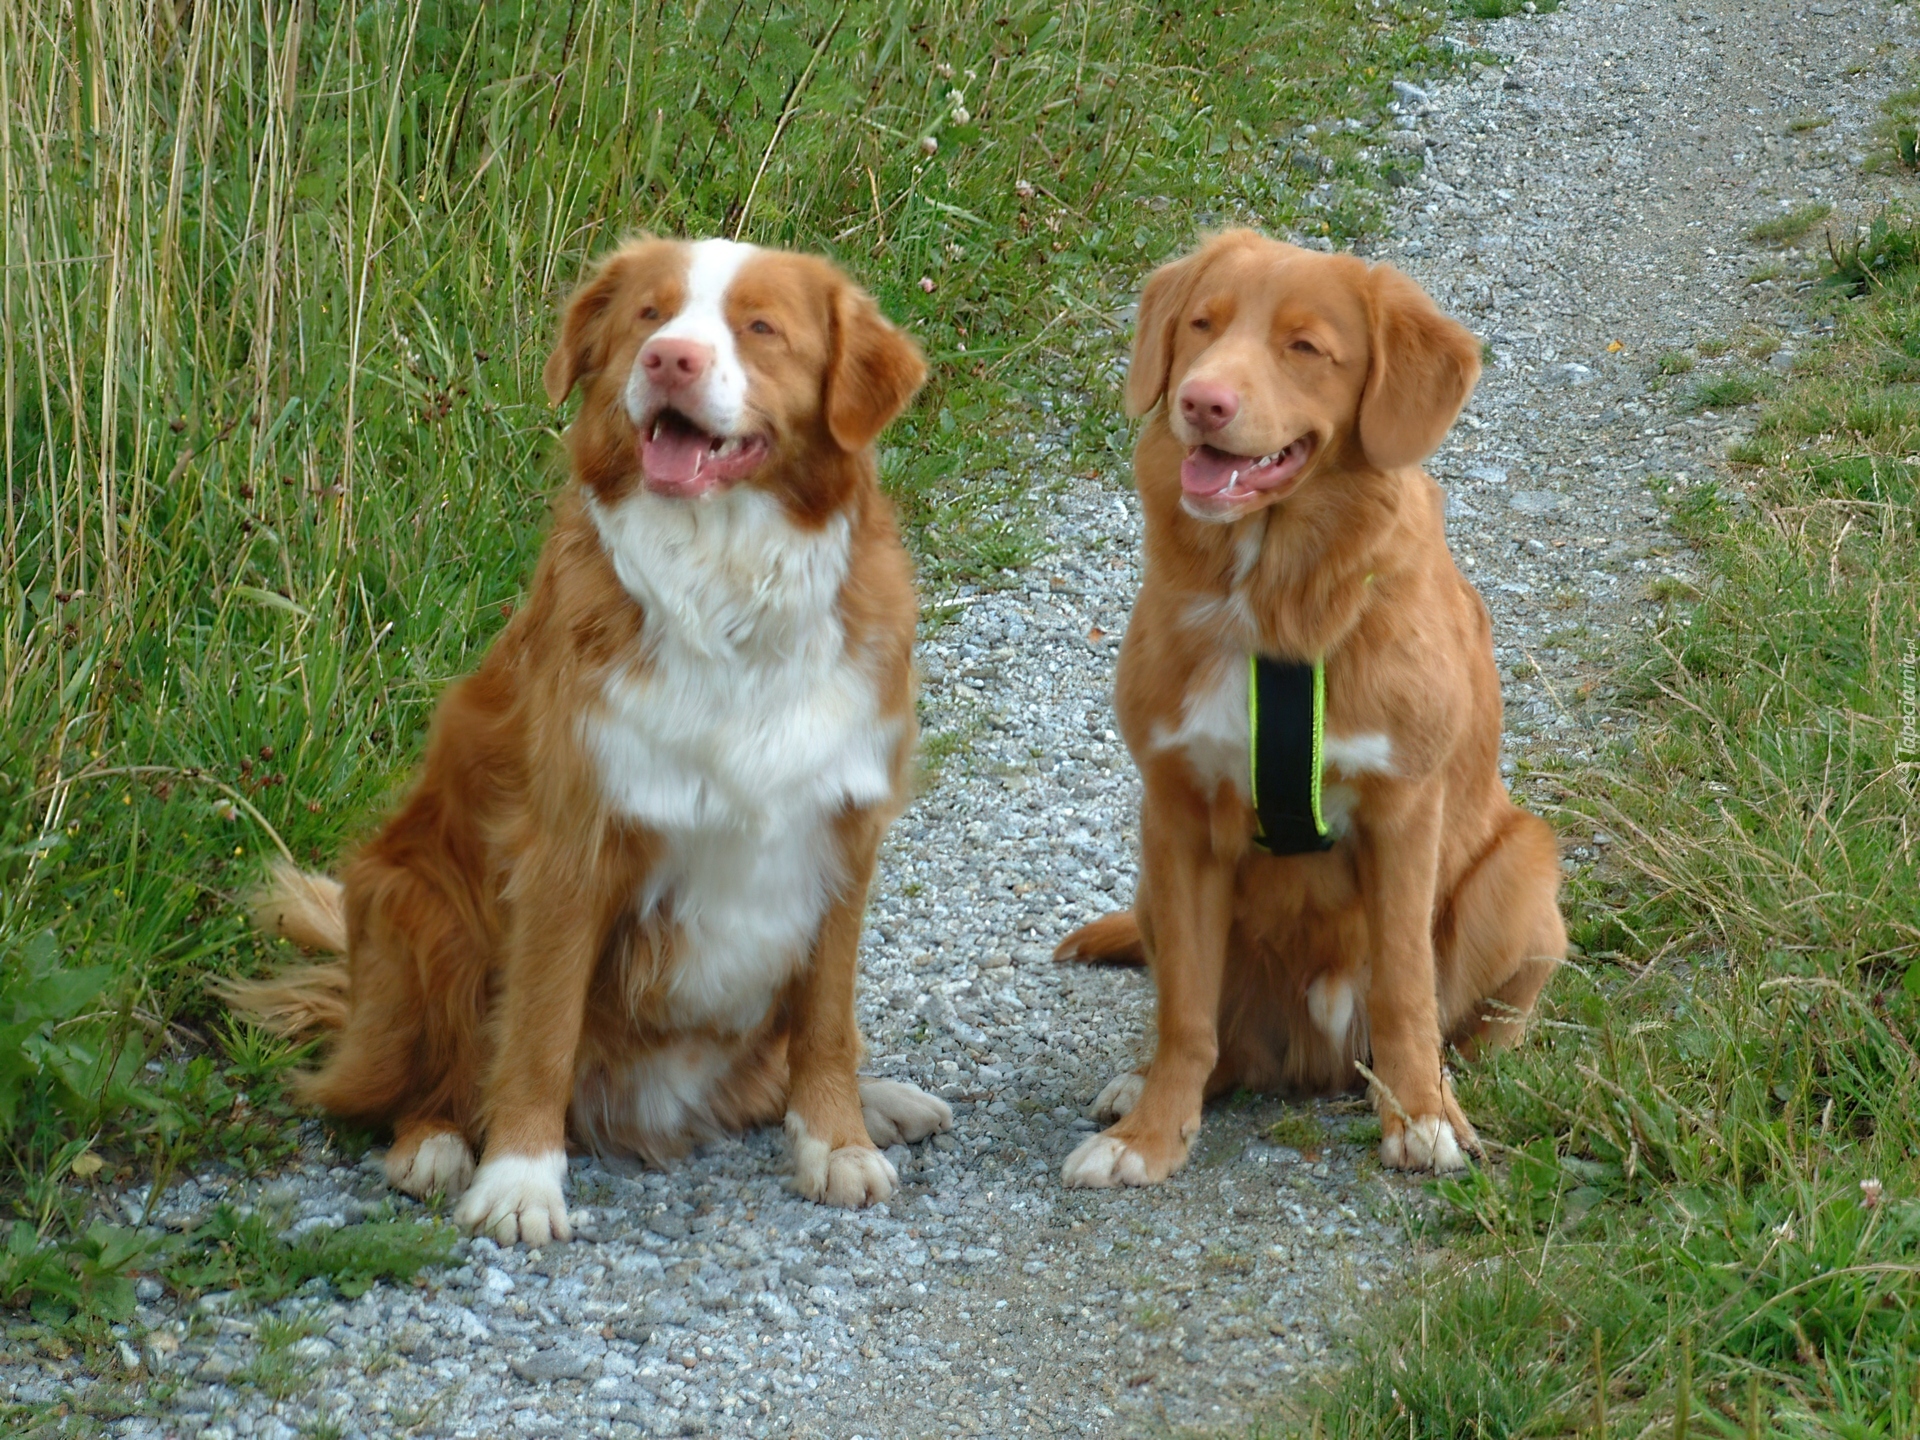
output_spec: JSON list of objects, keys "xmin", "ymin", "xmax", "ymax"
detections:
[
  {"xmin": 585, "ymin": 485, "xmax": 900, "ymax": 1035},
  {"xmin": 623, "ymin": 237, "xmax": 756, "ymax": 437}
]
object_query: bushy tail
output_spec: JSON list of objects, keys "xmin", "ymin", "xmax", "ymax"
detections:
[
  {"xmin": 1054, "ymin": 910, "xmax": 1147, "ymax": 967},
  {"xmin": 218, "ymin": 862, "xmax": 353, "ymax": 1036}
]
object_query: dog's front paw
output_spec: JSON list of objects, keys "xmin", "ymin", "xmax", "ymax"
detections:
[
  {"xmin": 858, "ymin": 1079, "xmax": 952, "ymax": 1147},
  {"xmin": 384, "ymin": 1130, "xmax": 474, "ymax": 1199},
  {"xmin": 1379, "ymin": 1114, "xmax": 1468, "ymax": 1173},
  {"xmin": 1061, "ymin": 1123, "xmax": 1188, "ymax": 1189},
  {"xmin": 453, "ymin": 1152, "xmax": 572, "ymax": 1244},
  {"xmin": 787, "ymin": 1114, "xmax": 897, "ymax": 1207}
]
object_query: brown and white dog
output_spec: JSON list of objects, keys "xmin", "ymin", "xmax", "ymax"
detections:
[
  {"xmin": 1055, "ymin": 230, "xmax": 1565, "ymax": 1185},
  {"xmin": 234, "ymin": 238, "xmax": 951, "ymax": 1242}
]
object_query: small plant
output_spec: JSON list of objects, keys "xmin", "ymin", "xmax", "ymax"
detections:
[
  {"xmin": 1785, "ymin": 113, "xmax": 1830, "ymax": 134},
  {"xmin": 1696, "ymin": 337, "xmax": 1731, "ymax": 358},
  {"xmin": 1746, "ymin": 261, "xmax": 1785, "ymax": 284},
  {"xmin": 238, "ymin": 1315, "xmax": 324, "ymax": 1400},
  {"xmin": 1655, "ymin": 351, "xmax": 1695, "ymax": 376},
  {"xmin": 1824, "ymin": 209, "xmax": 1920, "ymax": 295},
  {"xmin": 1683, "ymin": 374, "xmax": 1764, "ymax": 411},
  {"xmin": 1265, "ymin": 1112, "xmax": 1327, "ymax": 1153},
  {"xmin": 1645, "ymin": 575, "xmax": 1698, "ymax": 604},
  {"xmin": 162, "ymin": 1205, "xmax": 456, "ymax": 1307},
  {"xmin": 1747, "ymin": 202, "xmax": 1832, "ymax": 246},
  {"xmin": 1459, "ymin": 0, "xmax": 1561, "ymax": 17},
  {"xmin": 1134, "ymin": 1303, "xmax": 1174, "ymax": 1330},
  {"xmin": 1200, "ymin": 1248, "xmax": 1254, "ymax": 1276}
]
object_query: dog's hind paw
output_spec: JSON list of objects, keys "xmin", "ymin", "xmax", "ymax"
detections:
[
  {"xmin": 1088, "ymin": 1070, "xmax": 1145, "ymax": 1121},
  {"xmin": 1379, "ymin": 1114, "xmax": 1468, "ymax": 1173},
  {"xmin": 1061, "ymin": 1126, "xmax": 1184, "ymax": 1188},
  {"xmin": 858, "ymin": 1079, "xmax": 952, "ymax": 1147},
  {"xmin": 384, "ymin": 1130, "xmax": 474, "ymax": 1199}
]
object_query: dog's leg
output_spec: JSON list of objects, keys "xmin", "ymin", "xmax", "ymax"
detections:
[
  {"xmin": 454, "ymin": 859, "xmax": 615, "ymax": 1245},
  {"xmin": 786, "ymin": 817, "xmax": 939, "ymax": 1207},
  {"xmin": 1063, "ymin": 790, "xmax": 1234, "ymax": 1188},
  {"xmin": 1440, "ymin": 809, "xmax": 1566, "ymax": 1059},
  {"xmin": 1356, "ymin": 782, "xmax": 1467, "ymax": 1173}
]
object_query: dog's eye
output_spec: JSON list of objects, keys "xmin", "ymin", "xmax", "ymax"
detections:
[
  {"xmin": 1190, "ymin": 317, "xmax": 1211, "ymax": 332},
  {"xmin": 748, "ymin": 319, "xmax": 777, "ymax": 336},
  {"xmin": 640, "ymin": 305, "xmax": 660, "ymax": 321}
]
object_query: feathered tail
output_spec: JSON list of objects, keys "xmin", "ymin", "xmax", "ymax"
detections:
[
  {"xmin": 1053, "ymin": 910, "xmax": 1147, "ymax": 967},
  {"xmin": 218, "ymin": 861, "xmax": 353, "ymax": 1036}
]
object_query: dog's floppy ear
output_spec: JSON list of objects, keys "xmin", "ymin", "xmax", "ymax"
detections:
[
  {"xmin": 826, "ymin": 282, "xmax": 927, "ymax": 452},
  {"xmin": 1125, "ymin": 249, "xmax": 1205, "ymax": 418},
  {"xmin": 542, "ymin": 252, "xmax": 629, "ymax": 405},
  {"xmin": 1357, "ymin": 263, "xmax": 1481, "ymax": 470}
]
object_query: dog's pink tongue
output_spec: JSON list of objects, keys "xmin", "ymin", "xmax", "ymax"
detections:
[
  {"xmin": 1181, "ymin": 446, "xmax": 1241, "ymax": 496},
  {"xmin": 642, "ymin": 421, "xmax": 710, "ymax": 489}
]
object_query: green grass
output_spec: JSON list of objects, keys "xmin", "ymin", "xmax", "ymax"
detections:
[
  {"xmin": 1, "ymin": 0, "xmax": 1457, "ymax": 1332},
  {"xmin": 1457, "ymin": 0, "xmax": 1561, "ymax": 18},
  {"xmin": 1264, "ymin": 197, "xmax": 1920, "ymax": 1440},
  {"xmin": 1879, "ymin": 85, "xmax": 1920, "ymax": 171},
  {"xmin": 1683, "ymin": 372, "xmax": 1767, "ymax": 411},
  {"xmin": 1748, "ymin": 203, "xmax": 1833, "ymax": 246}
]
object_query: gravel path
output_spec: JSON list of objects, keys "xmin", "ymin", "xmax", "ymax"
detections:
[{"xmin": 21, "ymin": 3, "xmax": 1916, "ymax": 1436}]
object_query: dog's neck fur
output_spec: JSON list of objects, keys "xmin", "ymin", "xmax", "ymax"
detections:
[
  {"xmin": 1151, "ymin": 420, "xmax": 1400, "ymax": 662},
  {"xmin": 585, "ymin": 481, "xmax": 857, "ymax": 662}
]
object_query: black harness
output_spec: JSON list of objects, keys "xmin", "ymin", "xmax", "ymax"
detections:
[{"xmin": 1248, "ymin": 654, "xmax": 1334, "ymax": 856}]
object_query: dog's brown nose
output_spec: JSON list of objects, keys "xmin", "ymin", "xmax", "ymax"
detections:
[
  {"xmin": 1177, "ymin": 379, "xmax": 1239, "ymax": 433},
  {"xmin": 641, "ymin": 336, "xmax": 713, "ymax": 388}
]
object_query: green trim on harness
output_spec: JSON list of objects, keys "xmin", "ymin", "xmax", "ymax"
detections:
[{"xmin": 1247, "ymin": 653, "xmax": 1334, "ymax": 856}]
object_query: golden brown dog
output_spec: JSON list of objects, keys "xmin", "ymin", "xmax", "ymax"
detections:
[
  {"xmin": 233, "ymin": 238, "xmax": 951, "ymax": 1241},
  {"xmin": 1056, "ymin": 229, "xmax": 1564, "ymax": 1184}
]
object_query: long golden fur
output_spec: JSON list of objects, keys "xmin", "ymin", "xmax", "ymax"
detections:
[
  {"xmin": 230, "ymin": 239, "xmax": 950, "ymax": 1240},
  {"xmin": 1056, "ymin": 230, "xmax": 1565, "ymax": 1186}
]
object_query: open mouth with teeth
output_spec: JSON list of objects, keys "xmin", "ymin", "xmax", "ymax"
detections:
[
  {"xmin": 1179, "ymin": 437, "xmax": 1315, "ymax": 515},
  {"xmin": 639, "ymin": 408, "xmax": 770, "ymax": 498}
]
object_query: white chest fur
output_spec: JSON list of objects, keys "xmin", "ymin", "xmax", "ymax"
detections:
[
  {"xmin": 1153, "ymin": 655, "xmax": 1394, "ymax": 839},
  {"xmin": 584, "ymin": 486, "xmax": 901, "ymax": 1031}
]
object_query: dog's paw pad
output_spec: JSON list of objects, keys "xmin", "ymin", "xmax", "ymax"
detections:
[
  {"xmin": 1088, "ymin": 1071, "xmax": 1146, "ymax": 1121},
  {"xmin": 858, "ymin": 1079, "xmax": 953, "ymax": 1147},
  {"xmin": 385, "ymin": 1131, "xmax": 474, "ymax": 1199},
  {"xmin": 1380, "ymin": 1115, "xmax": 1467, "ymax": 1174},
  {"xmin": 453, "ymin": 1152, "xmax": 571, "ymax": 1245},
  {"xmin": 1061, "ymin": 1131, "xmax": 1164, "ymax": 1189}
]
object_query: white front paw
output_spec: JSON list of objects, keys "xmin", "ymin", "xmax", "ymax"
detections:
[
  {"xmin": 787, "ymin": 1114, "xmax": 897, "ymax": 1207},
  {"xmin": 1061, "ymin": 1132, "xmax": 1152, "ymax": 1188},
  {"xmin": 858, "ymin": 1079, "xmax": 953, "ymax": 1146},
  {"xmin": 384, "ymin": 1132, "xmax": 474, "ymax": 1199},
  {"xmin": 453, "ymin": 1152, "xmax": 571, "ymax": 1244},
  {"xmin": 1088, "ymin": 1071, "xmax": 1145, "ymax": 1121},
  {"xmin": 1379, "ymin": 1115, "xmax": 1467, "ymax": 1173}
]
